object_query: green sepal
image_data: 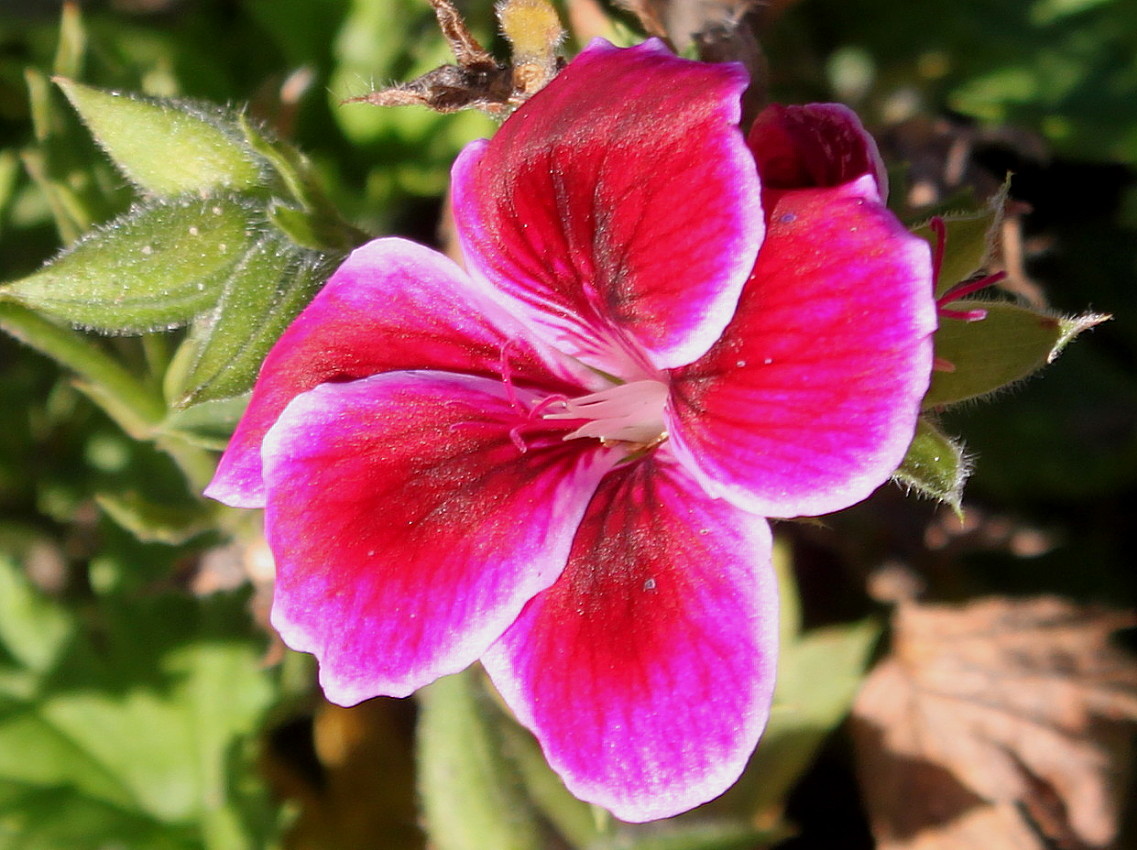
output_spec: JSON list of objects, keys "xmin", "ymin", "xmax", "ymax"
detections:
[
  {"xmin": 893, "ymin": 418, "xmax": 969, "ymax": 509},
  {"xmin": 1, "ymin": 195, "xmax": 261, "ymax": 332},
  {"xmin": 911, "ymin": 181, "xmax": 1007, "ymax": 297},
  {"xmin": 925, "ymin": 301, "xmax": 1109, "ymax": 408},
  {"xmin": 55, "ymin": 78, "xmax": 264, "ymax": 196},
  {"xmin": 241, "ymin": 116, "xmax": 368, "ymax": 253},
  {"xmin": 417, "ymin": 668, "xmax": 546, "ymax": 850},
  {"xmin": 166, "ymin": 239, "xmax": 330, "ymax": 407}
]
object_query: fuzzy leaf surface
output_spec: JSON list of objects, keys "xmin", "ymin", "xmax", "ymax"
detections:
[
  {"xmin": 168, "ymin": 237, "xmax": 328, "ymax": 406},
  {"xmin": 1, "ymin": 197, "xmax": 260, "ymax": 332},
  {"xmin": 893, "ymin": 418, "xmax": 969, "ymax": 508},
  {"xmin": 417, "ymin": 669, "xmax": 544, "ymax": 850},
  {"xmin": 55, "ymin": 78, "xmax": 263, "ymax": 195},
  {"xmin": 925, "ymin": 302, "xmax": 1104, "ymax": 408}
]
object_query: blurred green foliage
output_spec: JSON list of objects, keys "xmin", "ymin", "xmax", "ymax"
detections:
[{"xmin": 1, "ymin": 0, "xmax": 1134, "ymax": 848}]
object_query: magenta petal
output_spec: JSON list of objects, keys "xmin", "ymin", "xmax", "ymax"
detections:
[
  {"xmin": 670, "ymin": 176, "xmax": 936, "ymax": 518},
  {"xmin": 262, "ymin": 371, "xmax": 619, "ymax": 704},
  {"xmin": 205, "ymin": 238, "xmax": 587, "ymax": 508},
  {"xmin": 748, "ymin": 103, "xmax": 888, "ymax": 212},
  {"xmin": 452, "ymin": 39, "xmax": 763, "ymax": 374},
  {"xmin": 483, "ymin": 456, "xmax": 777, "ymax": 822}
]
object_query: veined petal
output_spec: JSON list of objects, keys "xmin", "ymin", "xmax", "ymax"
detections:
[
  {"xmin": 262, "ymin": 371, "xmax": 619, "ymax": 705},
  {"xmin": 748, "ymin": 103, "xmax": 889, "ymax": 212},
  {"xmin": 483, "ymin": 456, "xmax": 777, "ymax": 822},
  {"xmin": 452, "ymin": 38, "xmax": 763, "ymax": 376},
  {"xmin": 206, "ymin": 238, "xmax": 589, "ymax": 508},
  {"xmin": 670, "ymin": 176, "xmax": 936, "ymax": 518}
]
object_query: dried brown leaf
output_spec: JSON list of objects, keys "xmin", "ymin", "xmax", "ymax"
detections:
[
  {"xmin": 344, "ymin": 0, "xmax": 567, "ymax": 117},
  {"xmin": 853, "ymin": 596, "xmax": 1137, "ymax": 850}
]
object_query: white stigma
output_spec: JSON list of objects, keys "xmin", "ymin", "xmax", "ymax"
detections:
[{"xmin": 542, "ymin": 379, "xmax": 670, "ymax": 445}]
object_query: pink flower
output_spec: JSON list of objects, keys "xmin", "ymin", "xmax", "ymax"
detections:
[{"xmin": 207, "ymin": 40, "xmax": 936, "ymax": 821}]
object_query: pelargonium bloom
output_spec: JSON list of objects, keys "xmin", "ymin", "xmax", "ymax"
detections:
[{"xmin": 206, "ymin": 39, "xmax": 936, "ymax": 821}]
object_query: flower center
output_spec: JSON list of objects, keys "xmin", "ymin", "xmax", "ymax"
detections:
[{"xmin": 542, "ymin": 379, "xmax": 670, "ymax": 446}]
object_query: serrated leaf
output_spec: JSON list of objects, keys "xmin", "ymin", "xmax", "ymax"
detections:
[
  {"xmin": 893, "ymin": 418, "xmax": 969, "ymax": 508},
  {"xmin": 417, "ymin": 669, "xmax": 545, "ymax": 850},
  {"xmin": 169, "ymin": 239, "xmax": 328, "ymax": 406},
  {"xmin": 1, "ymin": 196, "xmax": 260, "ymax": 332},
  {"xmin": 55, "ymin": 78, "xmax": 263, "ymax": 195},
  {"xmin": 925, "ymin": 301, "xmax": 1105, "ymax": 408}
]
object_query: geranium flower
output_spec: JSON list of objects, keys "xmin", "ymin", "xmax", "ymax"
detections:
[{"xmin": 206, "ymin": 39, "xmax": 936, "ymax": 821}]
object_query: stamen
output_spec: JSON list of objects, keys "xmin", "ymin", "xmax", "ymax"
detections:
[
  {"xmin": 928, "ymin": 216, "xmax": 1006, "ymax": 322},
  {"xmin": 508, "ymin": 424, "xmax": 529, "ymax": 453},
  {"xmin": 936, "ymin": 271, "xmax": 1007, "ymax": 322},
  {"xmin": 929, "ymin": 216, "xmax": 947, "ymax": 288},
  {"xmin": 498, "ymin": 340, "xmax": 524, "ymax": 414},
  {"xmin": 937, "ymin": 271, "xmax": 1006, "ymax": 306},
  {"xmin": 543, "ymin": 379, "xmax": 669, "ymax": 445},
  {"xmin": 938, "ymin": 307, "xmax": 988, "ymax": 322}
]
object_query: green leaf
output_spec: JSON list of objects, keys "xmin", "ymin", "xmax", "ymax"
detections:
[
  {"xmin": 55, "ymin": 78, "xmax": 263, "ymax": 196},
  {"xmin": 52, "ymin": 2, "xmax": 87, "ymax": 81},
  {"xmin": 925, "ymin": 301, "xmax": 1107, "ymax": 408},
  {"xmin": 417, "ymin": 669, "xmax": 545, "ymax": 850},
  {"xmin": 893, "ymin": 418, "xmax": 969, "ymax": 509},
  {"xmin": 241, "ymin": 117, "xmax": 368, "ymax": 253},
  {"xmin": 0, "ymin": 784, "xmax": 198, "ymax": 850},
  {"xmin": 0, "ymin": 558, "xmax": 73, "ymax": 676},
  {"xmin": 589, "ymin": 822, "xmax": 781, "ymax": 850},
  {"xmin": 1, "ymin": 196, "xmax": 260, "ymax": 332},
  {"xmin": 160, "ymin": 396, "xmax": 250, "ymax": 451},
  {"xmin": 0, "ymin": 301, "xmax": 165, "ymax": 438},
  {"xmin": 0, "ymin": 577, "xmax": 280, "ymax": 849},
  {"xmin": 721, "ymin": 619, "xmax": 880, "ymax": 823},
  {"xmin": 168, "ymin": 239, "xmax": 329, "ymax": 406},
  {"xmin": 494, "ymin": 715, "xmax": 602, "ymax": 849},
  {"xmin": 94, "ymin": 491, "xmax": 215, "ymax": 545}
]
